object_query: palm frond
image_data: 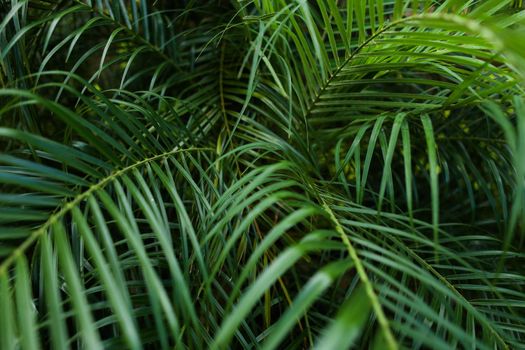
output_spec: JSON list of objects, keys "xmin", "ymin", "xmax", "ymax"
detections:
[{"xmin": 1, "ymin": 0, "xmax": 525, "ymax": 349}]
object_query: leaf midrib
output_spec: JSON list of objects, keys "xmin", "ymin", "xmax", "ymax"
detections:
[{"xmin": 0, "ymin": 146, "xmax": 211, "ymax": 275}]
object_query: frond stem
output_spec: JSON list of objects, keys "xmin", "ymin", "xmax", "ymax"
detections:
[
  {"xmin": 0, "ymin": 146, "xmax": 211, "ymax": 275},
  {"xmin": 321, "ymin": 200, "xmax": 398, "ymax": 350},
  {"xmin": 302, "ymin": 17, "xmax": 413, "ymax": 121}
]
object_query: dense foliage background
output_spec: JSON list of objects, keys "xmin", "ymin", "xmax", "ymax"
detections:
[{"xmin": 1, "ymin": 0, "xmax": 525, "ymax": 348}]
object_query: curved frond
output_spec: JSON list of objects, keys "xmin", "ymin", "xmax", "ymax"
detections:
[{"xmin": 1, "ymin": 0, "xmax": 525, "ymax": 348}]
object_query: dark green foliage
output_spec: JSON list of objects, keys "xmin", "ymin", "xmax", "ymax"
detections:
[{"xmin": 1, "ymin": 0, "xmax": 525, "ymax": 349}]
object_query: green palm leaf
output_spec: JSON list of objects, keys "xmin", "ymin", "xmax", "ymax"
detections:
[{"xmin": 1, "ymin": 0, "xmax": 525, "ymax": 348}]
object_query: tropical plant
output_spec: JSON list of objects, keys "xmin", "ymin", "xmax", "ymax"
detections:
[{"xmin": 1, "ymin": 0, "xmax": 525, "ymax": 348}]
